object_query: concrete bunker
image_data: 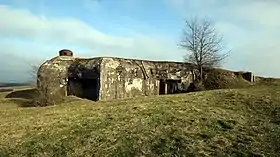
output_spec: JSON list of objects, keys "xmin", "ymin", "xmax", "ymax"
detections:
[
  {"xmin": 37, "ymin": 49, "xmax": 195, "ymax": 105},
  {"xmin": 37, "ymin": 49, "xmax": 259, "ymax": 106}
]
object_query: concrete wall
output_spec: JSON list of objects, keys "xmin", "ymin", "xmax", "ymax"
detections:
[
  {"xmin": 99, "ymin": 57, "xmax": 194, "ymax": 101},
  {"xmin": 37, "ymin": 56, "xmax": 75, "ymax": 105}
]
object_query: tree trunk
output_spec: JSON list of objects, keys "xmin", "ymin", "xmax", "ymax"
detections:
[
  {"xmin": 191, "ymin": 69, "xmax": 195, "ymax": 82},
  {"xmin": 200, "ymin": 66, "xmax": 203, "ymax": 81}
]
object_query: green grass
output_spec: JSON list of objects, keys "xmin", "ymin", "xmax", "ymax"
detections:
[{"xmin": 0, "ymin": 82, "xmax": 280, "ymax": 156}]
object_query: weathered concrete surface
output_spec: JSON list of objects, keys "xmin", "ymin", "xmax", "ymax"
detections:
[
  {"xmin": 37, "ymin": 56, "xmax": 75, "ymax": 105},
  {"xmin": 37, "ymin": 55, "xmax": 195, "ymax": 104},
  {"xmin": 99, "ymin": 57, "xmax": 194, "ymax": 101}
]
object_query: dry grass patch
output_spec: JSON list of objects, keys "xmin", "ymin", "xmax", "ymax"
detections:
[{"xmin": 0, "ymin": 84, "xmax": 279, "ymax": 156}]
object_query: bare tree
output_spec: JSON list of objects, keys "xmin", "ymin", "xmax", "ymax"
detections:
[
  {"xmin": 180, "ymin": 17, "xmax": 229, "ymax": 81},
  {"xmin": 26, "ymin": 62, "xmax": 41, "ymax": 86},
  {"xmin": 28, "ymin": 62, "xmax": 57, "ymax": 106},
  {"xmin": 30, "ymin": 64, "xmax": 39, "ymax": 80}
]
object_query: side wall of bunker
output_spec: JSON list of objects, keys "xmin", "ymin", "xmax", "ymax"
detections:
[{"xmin": 99, "ymin": 58, "xmax": 194, "ymax": 101}]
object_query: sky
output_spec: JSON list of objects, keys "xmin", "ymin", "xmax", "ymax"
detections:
[{"xmin": 0, "ymin": 0, "xmax": 279, "ymax": 83}]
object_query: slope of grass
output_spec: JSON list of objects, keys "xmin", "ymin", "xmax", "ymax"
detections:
[
  {"xmin": 0, "ymin": 83, "xmax": 280, "ymax": 156},
  {"xmin": 203, "ymin": 68, "xmax": 253, "ymax": 90}
]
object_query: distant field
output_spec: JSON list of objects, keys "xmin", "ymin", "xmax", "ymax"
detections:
[
  {"xmin": 0, "ymin": 83, "xmax": 32, "ymax": 88},
  {"xmin": 0, "ymin": 83, "xmax": 34, "ymax": 94},
  {"xmin": 0, "ymin": 79, "xmax": 280, "ymax": 156}
]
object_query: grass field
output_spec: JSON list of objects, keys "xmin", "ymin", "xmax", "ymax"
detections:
[{"xmin": 0, "ymin": 81, "xmax": 280, "ymax": 156}]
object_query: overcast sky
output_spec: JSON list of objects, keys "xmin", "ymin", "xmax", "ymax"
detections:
[{"xmin": 0, "ymin": 0, "xmax": 279, "ymax": 83}]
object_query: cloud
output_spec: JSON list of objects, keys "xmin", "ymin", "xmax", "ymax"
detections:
[
  {"xmin": 212, "ymin": 0, "xmax": 280, "ymax": 30},
  {"xmin": 0, "ymin": 4, "xmax": 184, "ymax": 82},
  {"xmin": 1, "ymin": 1, "xmax": 280, "ymax": 83},
  {"xmin": 166, "ymin": 0, "xmax": 280, "ymax": 77},
  {"xmin": 216, "ymin": 1, "xmax": 280, "ymax": 77},
  {"xmin": 0, "ymin": 5, "xmax": 181, "ymax": 57},
  {"xmin": 0, "ymin": 5, "xmax": 133, "ymax": 48}
]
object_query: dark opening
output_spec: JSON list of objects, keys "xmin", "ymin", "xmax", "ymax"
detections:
[
  {"xmin": 166, "ymin": 80, "xmax": 180, "ymax": 94},
  {"xmin": 159, "ymin": 79, "xmax": 166, "ymax": 95},
  {"xmin": 67, "ymin": 78, "xmax": 100, "ymax": 101},
  {"xmin": 67, "ymin": 63, "xmax": 100, "ymax": 101},
  {"xmin": 186, "ymin": 83, "xmax": 196, "ymax": 92}
]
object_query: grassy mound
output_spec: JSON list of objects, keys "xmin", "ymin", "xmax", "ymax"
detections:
[
  {"xmin": 255, "ymin": 77, "xmax": 280, "ymax": 86},
  {"xmin": 203, "ymin": 68, "xmax": 253, "ymax": 90},
  {"xmin": 0, "ymin": 84, "xmax": 279, "ymax": 156}
]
